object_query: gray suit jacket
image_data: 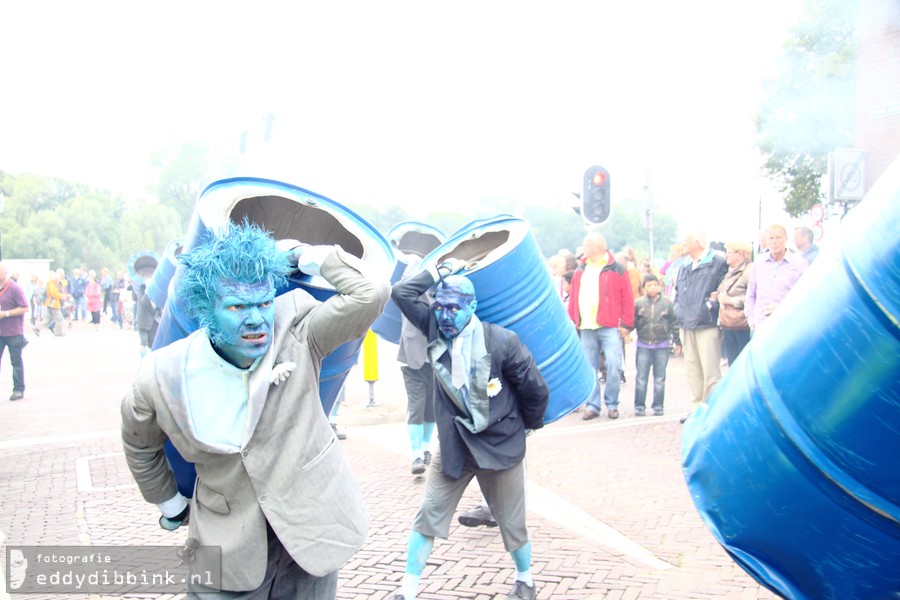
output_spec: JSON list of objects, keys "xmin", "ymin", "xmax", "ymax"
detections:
[{"xmin": 121, "ymin": 247, "xmax": 390, "ymax": 591}]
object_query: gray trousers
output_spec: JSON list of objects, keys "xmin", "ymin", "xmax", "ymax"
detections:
[
  {"xmin": 413, "ymin": 448, "xmax": 528, "ymax": 552},
  {"xmin": 188, "ymin": 521, "xmax": 338, "ymax": 600}
]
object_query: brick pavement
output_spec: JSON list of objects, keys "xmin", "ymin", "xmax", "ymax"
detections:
[{"xmin": 0, "ymin": 320, "xmax": 781, "ymax": 599}]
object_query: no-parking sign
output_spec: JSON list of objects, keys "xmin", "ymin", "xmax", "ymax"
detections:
[{"xmin": 834, "ymin": 148, "xmax": 866, "ymax": 201}]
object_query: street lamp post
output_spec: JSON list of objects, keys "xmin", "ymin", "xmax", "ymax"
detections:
[{"xmin": 643, "ymin": 182, "xmax": 654, "ymax": 262}]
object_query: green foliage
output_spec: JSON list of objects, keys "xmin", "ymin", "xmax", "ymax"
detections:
[
  {"xmin": 582, "ymin": 199, "xmax": 677, "ymax": 262},
  {"xmin": 0, "ymin": 172, "xmax": 182, "ymax": 273},
  {"xmin": 523, "ymin": 206, "xmax": 585, "ymax": 257},
  {"xmin": 150, "ymin": 141, "xmax": 214, "ymax": 231},
  {"xmin": 756, "ymin": 0, "xmax": 859, "ymax": 217}
]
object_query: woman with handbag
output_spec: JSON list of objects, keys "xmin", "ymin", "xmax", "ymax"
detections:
[{"xmin": 713, "ymin": 241, "xmax": 753, "ymax": 366}]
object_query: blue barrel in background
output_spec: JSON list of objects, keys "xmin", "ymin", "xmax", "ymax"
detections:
[
  {"xmin": 154, "ymin": 177, "xmax": 395, "ymax": 497},
  {"xmin": 127, "ymin": 250, "xmax": 159, "ymax": 290},
  {"xmin": 420, "ymin": 215, "xmax": 594, "ymax": 424},
  {"xmin": 681, "ymin": 157, "xmax": 900, "ymax": 600},
  {"xmin": 146, "ymin": 239, "xmax": 184, "ymax": 310},
  {"xmin": 372, "ymin": 221, "xmax": 446, "ymax": 344}
]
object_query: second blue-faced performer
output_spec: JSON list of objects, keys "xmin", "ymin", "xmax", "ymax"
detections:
[{"xmin": 390, "ymin": 259, "xmax": 549, "ymax": 600}]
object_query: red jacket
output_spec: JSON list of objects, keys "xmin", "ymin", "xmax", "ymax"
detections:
[{"xmin": 567, "ymin": 252, "xmax": 635, "ymax": 329}]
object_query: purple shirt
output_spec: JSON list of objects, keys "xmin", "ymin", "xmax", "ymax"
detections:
[
  {"xmin": 0, "ymin": 280, "xmax": 28, "ymax": 336},
  {"xmin": 745, "ymin": 251, "xmax": 808, "ymax": 328}
]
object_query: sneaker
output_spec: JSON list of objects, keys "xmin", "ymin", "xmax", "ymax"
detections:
[
  {"xmin": 653, "ymin": 408, "xmax": 664, "ymax": 416},
  {"xmin": 423, "ymin": 450, "xmax": 432, "ymax": 465},
  {"xmin": 634, "ymin": 407, "xmax": 646, "ymax": 417},
  {"xmin": 607, "ymin": 409, "xmax": 620, "ymax": 420},
  {"xmin": 620, "ymin": 373, "xmax": 626, "ymax": 384},
  {"xmin": 411, "ymin": 457, "xmax": 426, "ymax": 475},
  {"xmin": 458, "ymin": 505, "xmax": 497, "ymax": 528},
  {"xmin": 32, "ymin": 326, "xmax": 40, "ymax": 337},
  {"xmin": 9, "ymin": 391, "xmax": 24, "ymax": 401},
  {"xmin": 507, "ymin": 580, "xmax": 537, "ymax": 599}
]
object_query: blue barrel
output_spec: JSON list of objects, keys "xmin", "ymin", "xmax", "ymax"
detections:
[
  {"xmin": 154, "ymin": 177, "xmax": 395, "ymax": 497},
  {"xmin": 420, "ymin": 215, "xmax": 594, "ymax": 424},
  {"xmin": 681, "ymin": 157, "xmax": 900, "ymax": 599},
  {"xmin": 146, "ymin": 239, "xmax": 184, "ymax": 309},
  {"xmin": 127, "ymin": 250, "xmax": 159, "ymax": 290},
  {"xmin": 372, "ymin": 222, "xmax": 446, "ymax": 344},
  {"xmin": 388, "ymin": 221, "xmax": 446, "ymax": 258}
]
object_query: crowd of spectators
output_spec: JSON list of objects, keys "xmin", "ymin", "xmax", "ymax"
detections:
[
  {"xmin": 548, "ymin": 223, "xmax": 815, "ymax": 421},
  {"xmin": 24, "ymin": 266, "xmax": 134, "ymax": 336}
]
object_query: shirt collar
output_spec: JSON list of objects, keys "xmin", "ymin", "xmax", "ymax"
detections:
[{"xmin": 586, "ymin": 252, "xmax": 609, "ymax": 268}]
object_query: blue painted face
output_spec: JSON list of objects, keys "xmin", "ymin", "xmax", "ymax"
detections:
[
  {"xmin": 433, "ymin": 276, "xmax": 477, "ymax": 339},
  {"xmin": 210, "ymin": 279, "xmax": 276, "ymax": 368}
]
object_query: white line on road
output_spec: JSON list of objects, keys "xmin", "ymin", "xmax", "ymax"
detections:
[
  {"xmin": 74, "ymin": 452, "xmax": 137, "ymax": 493},
  {"xmin": 0, "ymin": 429, "xmax": 120, "ymax": 451},
  {"xmin": 352, "ymin": 422, "xmax": 675, "ymax": 570}
]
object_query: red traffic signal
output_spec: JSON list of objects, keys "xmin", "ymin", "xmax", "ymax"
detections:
[{"xmin": 582, "ymin": 166, "xmax": 610, "ymax": 224}]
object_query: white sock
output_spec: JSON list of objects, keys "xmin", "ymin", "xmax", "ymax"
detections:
[
  {"xmin": 515, "ymin": 569, "xmax": 534, "ymax": 586},
  {"xmin": 412, "ymin": 449, "xmax": 424, "ymax": 460},
  {"xmin": 401, "ymin": 573, "xmax": 420, "ymax": 598}
]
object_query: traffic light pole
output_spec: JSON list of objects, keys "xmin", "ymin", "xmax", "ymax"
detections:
[{"xmin": 643, "ymin": 182, "xmax": 654, "ymax": 262}]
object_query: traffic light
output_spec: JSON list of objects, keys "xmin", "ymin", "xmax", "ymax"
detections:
[{"xmin": 582, "ymin": 166, "xmax": 610, "ymax": 224}]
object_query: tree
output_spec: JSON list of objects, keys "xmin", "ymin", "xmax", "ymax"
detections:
[
  {"xmin": 755, "ymin": 0, "xmax": 859, "ymax": 217},
  {"xmin": 523, "ymin": 206, "xmax": 585, "ymax": 257},
  {"xmin": 150, "ymin": 141, "xmax": 215, "ymax": 231},
  {"xmin": 0, "ymin": 172, "xmax": 182, "ymax": 273}
]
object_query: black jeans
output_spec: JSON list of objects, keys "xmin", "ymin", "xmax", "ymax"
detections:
[
  {"xmin": 722, "ymin": 329, "xmax": 751, "ymax": 366},
  {"xmin": 634, "ymin": 346, "xmax": 669, "ymax": 411},
  {"xmin": 0, "ymin": 335, "xmax": 26, "ymax": 392}
]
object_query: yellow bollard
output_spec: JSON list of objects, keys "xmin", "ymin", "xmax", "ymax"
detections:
[{"xmin": 362, "ymin": 330, "xmax": 379, "ymax": 406}]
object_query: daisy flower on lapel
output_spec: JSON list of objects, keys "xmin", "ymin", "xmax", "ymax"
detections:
[
  {"xmin": 487, "ymin": 377, "xmax": 502, "ymax": 397},
  {"xmin": 271, "ymin": 361, "xmax": 297, "ymax": 385}
]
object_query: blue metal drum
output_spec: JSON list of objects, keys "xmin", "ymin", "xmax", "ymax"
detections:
[
  {"xmin": 145, "ymin": 239, "xmax": 184, "ymax": 309},
  {"xmin": 126, "ymin": 250, "xmax": 159, "ymax": 290},
  {"xmin": 372, "ymin": 222, "xmax": 446, "ymax": 344},
  {"xmin": 153, "ymin": 177, "xmax": 395, "ymax": 497},
  {"xmin": 420, "ymin": 215, "xmax": 594, "ymax": 424},
  {"xmin": 681, "ymin": 158, "xmax": 900, "ymax": 599}
]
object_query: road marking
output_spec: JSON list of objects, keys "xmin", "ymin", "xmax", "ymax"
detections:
[
  {"xmin": 527, "ymin": 483, "xmax": 674, "ymax": 570},
  {"xmin": 75, "ymin": 452, "xmax": 137, "ymax": 493},
  {"xmin": 353, "ymin": 422, "xmax": 675, "ymax": 570},
  {"xmin": 0, "ymin": 429, "xmax": 119, "ymax": 451},
  {"xmin": 537, "ymin": 415, "xmax": 684, "ymax": 437}
]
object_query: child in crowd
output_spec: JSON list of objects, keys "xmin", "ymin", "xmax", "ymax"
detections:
[{"xmin": 632, "ymin": 274, "xmax": 681, "ymax": 416}]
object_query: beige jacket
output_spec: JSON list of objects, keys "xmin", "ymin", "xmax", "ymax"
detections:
[{"xmin": 121, "ymin": 248, "xmax": 389, "ymax": 591}]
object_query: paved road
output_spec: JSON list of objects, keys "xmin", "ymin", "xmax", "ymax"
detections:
[{"xmin": 0, "ymin": 319, "xmax": 779, "ymax": 599}]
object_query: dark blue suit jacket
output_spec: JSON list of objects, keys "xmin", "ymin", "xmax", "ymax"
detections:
[{"xmin": 392, "ymin": 270, "xmax": 549, "ymax": 479}]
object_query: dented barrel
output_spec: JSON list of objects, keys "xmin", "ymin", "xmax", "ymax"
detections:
[
  {"xmin": 372, "ymin": 222, "xmax": 446, "ymax": 344},
  {"xmin": 681, "ymin": 157, "xmax": 900, "ymax": 599},
  {"xmin": 127, "ymin": 250, "xmax": 159, "ymax": 290},
  {"xmin": 421, "ymin": 215, "xmax": 594, "ymax": 424}
]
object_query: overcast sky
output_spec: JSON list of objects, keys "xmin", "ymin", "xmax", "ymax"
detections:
[{"xmin": 2, "ymin": 1, "xmax": 804, "ymax": 243}]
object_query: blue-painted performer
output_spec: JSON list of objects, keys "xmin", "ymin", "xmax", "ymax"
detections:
[
  {"xmin": 391, "ymin": 259, "xmax": 549, "ymax": 600},
  {"xmin": 121, "ymin": 222, "xmax": 390, "ymax": 598}
]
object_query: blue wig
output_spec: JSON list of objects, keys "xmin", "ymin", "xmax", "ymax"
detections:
[{"xmin": 176, "ymin": 221, "xmax": 292, "ymax": 338}]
